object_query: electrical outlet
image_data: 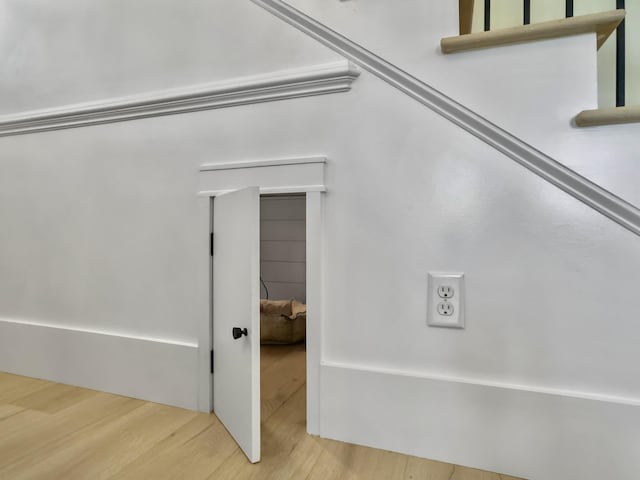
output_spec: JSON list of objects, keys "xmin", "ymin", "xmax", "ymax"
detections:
[
  {"xmin": 438, "ymin": 285, "xmax": 455, "ymax": 299},
  {"xmin": 437, "ymin": 301, "xmax": 454, "ymax": 316},
  {"xmin": 427, "ymin": 272, "xmax": 465, "ymax": 328}
]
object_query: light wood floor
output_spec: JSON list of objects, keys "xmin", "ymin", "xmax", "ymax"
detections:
[{"xmin": 0, "ymin": 344, "xmax": 522, "ymax": 479}]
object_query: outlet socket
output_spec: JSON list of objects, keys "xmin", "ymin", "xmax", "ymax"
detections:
[
  {"xmin": 437, "ymin": 301, "xmax": 455, "ymax": 316},
  {"xmin": 438, "ymin": 285, "xmax": 455, "ymax": 298},
  {"xmin": 427, "ymin": 272, "xmax": 465, "ymax": 328}
]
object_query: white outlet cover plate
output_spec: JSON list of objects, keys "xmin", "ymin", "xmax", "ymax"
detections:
[{"xmin": 427, "ymin": 272, "xmax": 465, "ymax": 329}]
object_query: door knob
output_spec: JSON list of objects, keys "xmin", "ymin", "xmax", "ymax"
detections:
[{"xmin": 232, "ymin": 327, "xmax": 248, "ymax": 339}]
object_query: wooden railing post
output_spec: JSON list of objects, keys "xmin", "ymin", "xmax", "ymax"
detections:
[{"xmin": 459, "ymin": 0, "xmax": 475, "ymax": 35}]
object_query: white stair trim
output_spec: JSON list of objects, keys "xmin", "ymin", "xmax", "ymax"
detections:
[
  {"xmin": 251, "ymin": 0, "xmax": 640, "ymax": 238},
  {"xmin": 0, "ymin": 61, "xmax": 359, "ymax": 137}
]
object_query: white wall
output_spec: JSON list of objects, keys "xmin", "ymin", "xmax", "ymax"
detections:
[
  {"xmin": 1, "ymin": 1, "xmax": 640, "ymax": 479},
  {"xmin": 0, "ymin": 0, "xmax": 340, "ymax": 409},
  {"xmin": 260, "ymin": 195, "xmax": 307, "ymax": 302},
  {"xmin": 0, "ymin": 0, "xmax": 341, "ymax": 114}
]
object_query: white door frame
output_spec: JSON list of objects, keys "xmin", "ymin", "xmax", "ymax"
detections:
[{"xmin": 196, "ymin": 156, "xmax": 326, "ymax": 435}]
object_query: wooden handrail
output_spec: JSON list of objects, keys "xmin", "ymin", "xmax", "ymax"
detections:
[
  {"xmin": 575, "ymin": 105, "xmax": 640, "ymax": 127},
  {"xmin": 442, "ymin": 9, "xmax": 625, "ymax": 54}
]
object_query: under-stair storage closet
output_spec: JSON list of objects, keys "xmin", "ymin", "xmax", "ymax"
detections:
[{"xmin": 260, "ymin": 194, "xmax": 307, "ymax": 345}]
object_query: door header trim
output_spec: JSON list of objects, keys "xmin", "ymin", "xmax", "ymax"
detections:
[{"xmin": 198, "ymin": 156, "xmax": 327, "ymax": 196}]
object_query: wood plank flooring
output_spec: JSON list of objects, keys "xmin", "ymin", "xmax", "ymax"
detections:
[{"xmin": 0, "ymin": 344, "xmax": 522, "ymax": 479}]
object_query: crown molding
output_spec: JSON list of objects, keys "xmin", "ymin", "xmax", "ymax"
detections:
[{"xmin": 0, "ymin": 60, "xmax": 359, "ymax": 137}]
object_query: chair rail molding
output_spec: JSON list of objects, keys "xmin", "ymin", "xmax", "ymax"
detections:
[
  {"xmin": 0, "ymin": 61, "xmax": 359, "ymax": 137},
  {"xmin": 251, "ymin": 0, "xmax": 640, "ymax": 238}
]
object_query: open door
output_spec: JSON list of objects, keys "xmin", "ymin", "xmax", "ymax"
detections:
[{"xmin": 212, "ymin": 187, "xmax": 261, "ymax": 463}]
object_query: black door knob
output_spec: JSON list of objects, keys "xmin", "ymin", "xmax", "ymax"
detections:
[{"xmin": 232, "ymin": 327, "xmax": 248, "ymax": 339}]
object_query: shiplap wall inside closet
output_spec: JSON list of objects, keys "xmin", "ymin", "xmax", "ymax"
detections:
[{"xmin": 260, "ymin": 194, "xmax": 306, "ymax": 302}]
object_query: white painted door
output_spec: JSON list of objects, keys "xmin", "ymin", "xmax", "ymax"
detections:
[{"xmin": 213, "ymin": 187, "xmax": 261, "ymax": 463}]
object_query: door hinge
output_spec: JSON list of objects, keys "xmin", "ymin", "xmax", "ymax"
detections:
[
  {"xmin": 210, "ymin": 349, "xmax": 214, "ymax": 374},
  {"xmin": 210, "ymin": 232, "xmax": 213, "ymax": 257}
]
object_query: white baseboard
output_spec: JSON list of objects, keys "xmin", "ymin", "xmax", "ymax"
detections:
[
  {"xmin": 319, "ymin": 362, "xmax": 640, "ymax": 480},
  {"xmin": 0, "ymin": 318, "xmax": 199, "ymax": 410}
]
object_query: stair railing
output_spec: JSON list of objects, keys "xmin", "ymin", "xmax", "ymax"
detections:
[
  {"xmin": 469, "ymin": 0, "xmax": 627, "ymax": 106},
  {"xmin": 616, "ymin": 0, "xmax": 625, "ymax": 106}
]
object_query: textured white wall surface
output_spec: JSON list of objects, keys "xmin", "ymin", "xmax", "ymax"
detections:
[
  {"xmin": 0, "ymin": 0, "xmax": 341, "ymax": 114},
  {"xmin": 0, "ymin": 1, "xmax": 639, "ymax": 479}
]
